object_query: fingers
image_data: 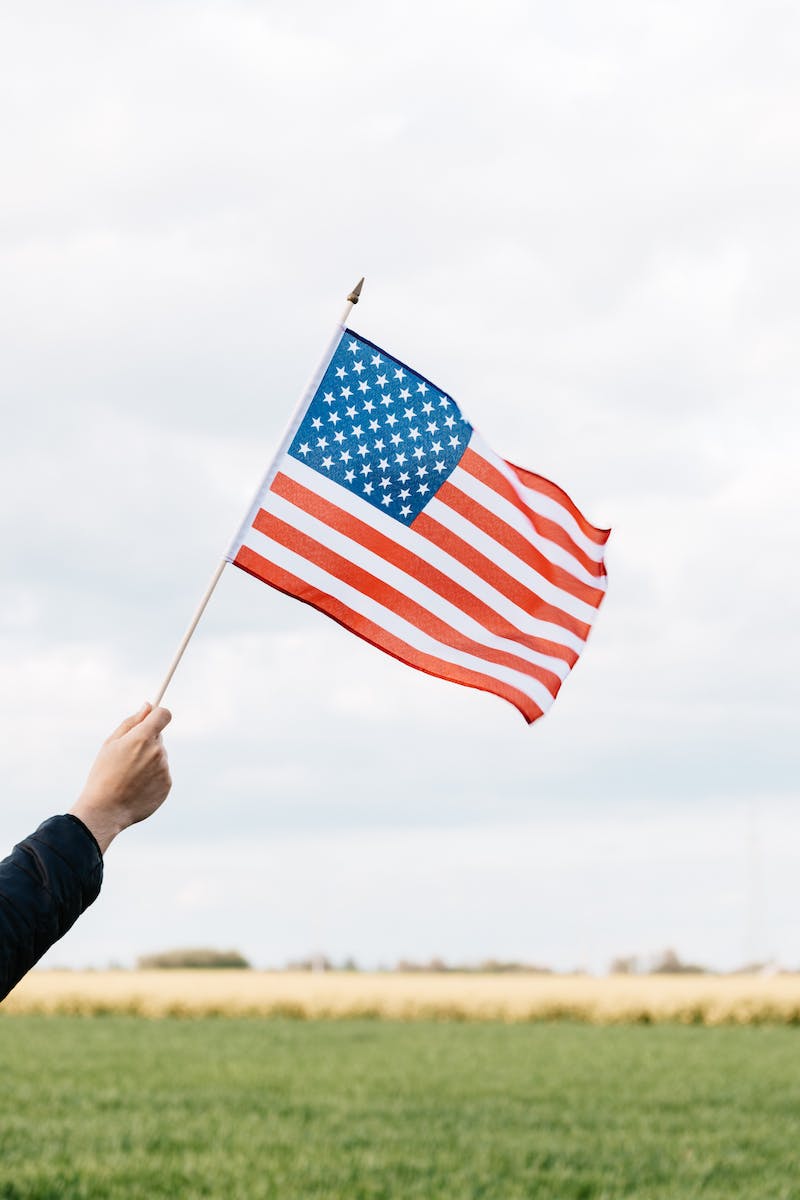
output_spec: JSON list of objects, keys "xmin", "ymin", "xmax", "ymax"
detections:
[
  {"xmin": 139, "ymin": 705, "xmax": 173, "ymax": 737},
  {"xmin": 107, "ymin": 703, "xmax": 152, "ymax": 742},
  {"xmin": 107, "ymin": 703, "xmax": 171, "ymax": 744}
]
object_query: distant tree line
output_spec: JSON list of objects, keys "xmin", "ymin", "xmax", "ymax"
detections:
[
  {"xmin": 133, "ymin": 946, "xmax": 776, "ymax": 975},
  {"xmin": 609, "ymin": 948, "xmax": 775, "ymax": 976},
  {"xmin": 137, "ymin": 948, "xmax": 250, "ymax": 969}
]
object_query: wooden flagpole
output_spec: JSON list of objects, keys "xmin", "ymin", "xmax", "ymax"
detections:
[{"xmin": 151, "ymin": 276, "xmax": 365, "ymax": 706}]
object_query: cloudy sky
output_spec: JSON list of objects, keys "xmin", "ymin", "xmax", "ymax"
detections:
[{"xmin": 1, "ymin": 0, "xmax": 798, "ymax": 972}]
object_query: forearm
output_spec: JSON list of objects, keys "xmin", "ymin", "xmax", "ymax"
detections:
[{"xmin": 0, "ymin": 815, "xmax": 103, "ymax": 1002}]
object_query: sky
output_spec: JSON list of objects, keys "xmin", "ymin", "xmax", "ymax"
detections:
[{"xmin": 1, "ymin": 0, "xmax": 798, "ymax": 973}]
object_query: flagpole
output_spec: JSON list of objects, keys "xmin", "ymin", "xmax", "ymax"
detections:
[{"xmin": 151, "ymin": 276, "xmax": 365, "ymax": 707}]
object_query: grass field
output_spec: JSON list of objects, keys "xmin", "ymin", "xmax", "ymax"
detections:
[
  {"xmin": 7, "ymin": 969, "xmax": 800, "ymax": 1024},
  {"xmin": 1, "ymin": 1017, "xmax": 800, "ymax": 1198}
]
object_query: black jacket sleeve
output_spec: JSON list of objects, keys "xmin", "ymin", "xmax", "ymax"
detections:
[{"xmin": 0, "ymin": 815, "xmax": 104, "ymax": 1002}]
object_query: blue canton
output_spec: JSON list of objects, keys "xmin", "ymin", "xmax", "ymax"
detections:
[{"xmin": 288, "ymin": 330, "xmax": 473, "ymax": 525}]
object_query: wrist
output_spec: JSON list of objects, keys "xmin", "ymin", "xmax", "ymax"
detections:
[{"xmin": 69, "ymin": 795, "xmax": 128, "ymax": 855}]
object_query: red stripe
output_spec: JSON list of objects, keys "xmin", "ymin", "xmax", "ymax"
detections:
[
  {"xmin": 271, "ymin": 471, "xmax": 577, "ymax": 671},
  {"xmin": 437, "ymin": 480, "xmax": 606, "ymax": 609},
  {"xmin": 233, "ymin": 544, "xmax": 544, "ymax": 723},
  {"xmin": 459, "ymin": 449, "xmax": 607, "ymax": 578},
  {"xmin": 413, "ymin": 511, "xmax": 592, "ymax": 642},
  {"xmin": 507, "ymin": 460, "xmax": 610, "ymax": 546},
  {"xmin": 250, "ymin": 507, "xmax": 561, "ymax": 696}
]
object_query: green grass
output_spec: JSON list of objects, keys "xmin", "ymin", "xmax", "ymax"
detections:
[{"xmin": 1, "ymin": 1018, "xmax": 799, "ymax": 1198}]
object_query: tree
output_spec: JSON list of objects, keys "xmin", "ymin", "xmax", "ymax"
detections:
[{"xmin": 137, "ymin": 948, "xmax": 250, "ymax": 969}]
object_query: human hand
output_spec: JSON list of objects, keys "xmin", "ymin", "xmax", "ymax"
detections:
[{"xmin": 70, "ymin": 704, "xmax": 173, "ymax": 854}]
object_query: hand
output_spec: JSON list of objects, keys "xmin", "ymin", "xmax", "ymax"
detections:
[{"xmin": 70, "ymin": 703, "xmax": 173, "ymax": 854}]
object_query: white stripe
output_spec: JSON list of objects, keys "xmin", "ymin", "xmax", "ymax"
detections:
[
  {"xmin": 261, "ymin": 487, "xmax": 570, "ymax": 687},
  {"xmin": 276, "ymin": 455, "xmax": 586, "ymax": 655},
  {"xmin": 449, "ymin": 463, "xmax": 606, "ymax": 592},
  {"xmin": 471, "ymin": 434, "xmax": 606, "ymax": 564},
  {"xmin": 239, "ymin": 525, "xmax": 555, "ymax": 713},
  {"xmin": 424, "ymin": 497, "xmax": 600, "ymax": 626}
]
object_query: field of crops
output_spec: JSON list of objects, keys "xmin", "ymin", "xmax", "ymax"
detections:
[
  {"xmin": 6, "ymin": 969, "xmax": 800, "ymax": 1024},
  {"xmin": 1, "ymin": 1016, "xmax": 799, "ymax": 1198}
]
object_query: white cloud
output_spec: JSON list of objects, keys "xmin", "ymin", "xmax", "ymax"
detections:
[{"xmin": 40, "ymin": 797, "xmax": 800, "ymax": 973}]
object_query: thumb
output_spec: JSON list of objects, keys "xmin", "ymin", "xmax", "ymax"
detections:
[
  {"xmin": 139, "ymin": 705, "xmax": 173, "ymax": 737},
  {"xmin": 106, "ymin": 703, "xmax": 152, "ymax": 742}
]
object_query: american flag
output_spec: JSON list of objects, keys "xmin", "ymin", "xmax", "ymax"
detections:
[{"xmin": 227, "ymin": 330, "xmax": 609, "ymax": 723}]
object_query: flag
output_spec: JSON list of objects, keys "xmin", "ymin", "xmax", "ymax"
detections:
[{"xmin": 227, "ymin": 329, "xmax": 609, "ymax": 723}]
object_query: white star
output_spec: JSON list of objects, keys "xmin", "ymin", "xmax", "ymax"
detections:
[
  {"xmin": 323, "ymin": 392, "xmax": 336, "ymax": 406},
  {"xmin": 361, "ymin": 463, "xmax": 372, "ymax": 476},
  {"xmin": 412, "ymin": 446, "xmax": 425, "ymax": 460},
  {"xmin": 358, "ymin": 380, "xmax": 369, "ymax": 393},
  {"xmin": 321, "ymin": 455, "xmax": 334, "ymax": 470},
  {"xmin": 375, "ymin": 374, "xmax": 388, "ymax": 388},
  {"xmin": 369, "ymin": 419, "xmax": 379, "ymax": 432},
  {"xmin": 328, "ymin": 411, "xmax": 340, "ymax": 424},
  {"xmin": 348, "ymin": 340, "xmax": 358, "ymax": 354},
  {"xmin": 371, "ymin": 354, "xmax": 383, "ymax": 368},
  {"xmin": 449, "ymin": 434, "xmax": 460, "ymax": 448},
  {"xmin": 439, "ymin": 395, "xmax": 449, "ymax": 407},
  {"xmin": 374, "ymin": 438, "xmax": 385, "ymax": 451},
  {"xmin": 433, "ymin": 459, "xmax": 446, "ymax": 473},
  {"xmin": 362, "ymin": 399, "xmax": 375, "ymax": 413},
  {"xmin": 398, "ymin": 471, "xmax": 410, "ymax": 484},
  {"xmin": 431, "ymin": 440, "xmax": 443, "ymax": 454},
  {"xmin": 311, "ymin": 416, "xmax": 322, "ymax": 430},
  {"xmin": 316, "ymin": 436, "xmax": 328, "ymax": 449},
  {"xmin": 380, "ymin": 394, "xmax": 393, "ymax": 407},
  {"xmin": 421, "ymin": 401, "xmax": 433, "ymax": 415},
  {"xmin": 390, "ymin": 432, "xmax": 402, "ymax": 446},
  {"xmin": 346, "ymin": 405, "xmax": 357, "ymax": 419},
  {"xmin": 399, "ymin": 387, "xmax": 411, "ymax": 402},
  {"xmin": 444, "ymin": 414, "xmax": 456, "ymax": 428},
  {"xmin": 363, "ymin": 481, "xmax": 374, "ymax": 495},
  {"xmin": 426, "ymin": 421, "xmax": 438, "ymax": 435},
  {"xmin": 385, "ymin": 413, "xmax": 398, "ymax": 427},
  {"xmin": 344, "ymin": 468, "xmax": 355, "ymax": 483},
  {"xmin": 352, "ymin": 360, "xmax": 365, "ymax": 375},
  {"xmin": 340, "ymin": 386, "xmax": 352, "ymax": 400},
  {"xmin": 416, "ymin": 465, "xmax": 428, "ymax": 478},
  {"xmin": 407, "ymin": 427, "xmax": 420, "ymax": 441},
  {"xmin": 395, "ymin": 451, "xmax": 407, "ymax": 465},
  {"xmin": 403, "ymin": 407, "xmax": 415, "ymax": 421},
  {"xmin": 417, "ymin": 483, "xmax": 429, "ymax": 496},
  {"xmin": 357, "ymin": 443, "xmax": 368, "ymax": 457},
  {"xmin": 378, "ymin": 457, "xmax": 389, "ymax": 471},
  {"xmin": 340, "ymin": 449, "xmax": 351, "ymax": 463},
  {"xmin": 381, "ymin": 493, "xmax": 392, "ymax": 506},
  {"xmin": 352, "ymin": 424, "xmax": 363, "ymax": 438},
  {"xmin": 400, "ymin": 504, "xmax": 411, "ymax": 518},
  {"xmin": 417, "ymin": 382, "xmax": 428, "ymax": 395},
  {"xmin": 380, "ymin": 477, "xmax": 391, "ymax": 489},
  {"xmin": 298, "ymin": 443, "xmax": 310, "ymax": 456},
  {"xmin": 399, "ymin": 487, "xmax": 410, "ymax": 500},
  {"xmin": 334, "ymin": 430, "xmax": 345, "ymax": 444},
  {"xmin": 394, "ymin": 368, "xmax": 405, "ymax": 381},
  {"xmin": 335, "ymin": 366, "xmax": 346, "ymax": 379}
]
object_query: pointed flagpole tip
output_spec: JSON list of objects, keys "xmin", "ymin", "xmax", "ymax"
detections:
[{"xmin": 347, "ymin": 276, "xmax": 365, "ymax": 305}]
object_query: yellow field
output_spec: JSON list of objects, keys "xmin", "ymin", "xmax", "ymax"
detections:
[{"xmin": 5, "ymin": 970, "xmax": 800, "ymax": 1023}]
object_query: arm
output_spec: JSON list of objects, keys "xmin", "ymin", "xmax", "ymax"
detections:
[
  {"xmin": 0, "ymin": 703, "xmax": 172, "ymax": 1001},
  {"xmin": 0, "ymin": 815, "xmax": 103, "ymax": 1002}
]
